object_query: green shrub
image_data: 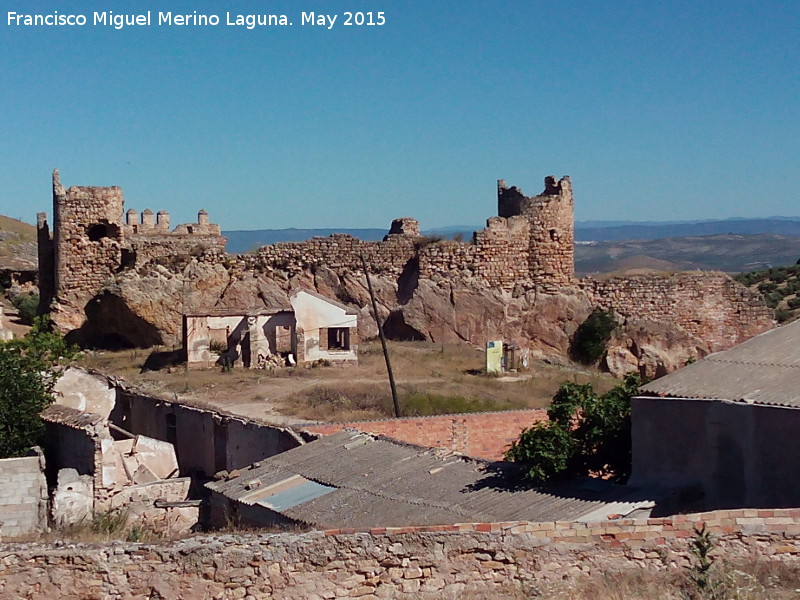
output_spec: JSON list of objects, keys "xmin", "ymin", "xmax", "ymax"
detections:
[
  {"xmin": 0, "ymin": 317, "xmax": 75, "ymax": 457},
  {"xmin": 570, "ymin": 309, "xmax": 618, "ymax": 365},
  {"xmin": 11, "ymin": 292, "xmax": 39, "ymax": 325},
  {"xmin": 765, "ymin": 292, "xmax": 782, "ymax": 308},
  {"xmin": 505, "ymin": 374, "xmax": 642, "ymax": 484}
]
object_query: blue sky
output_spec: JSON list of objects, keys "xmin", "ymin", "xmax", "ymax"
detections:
[{"xmin": 1, "ymin": 0, "xmax": 798, "ymax": 230}]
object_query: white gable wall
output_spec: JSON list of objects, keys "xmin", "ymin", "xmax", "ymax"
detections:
[{"xmin": 291, "ymin": 291, "xmax": 357, "ymax": 363}]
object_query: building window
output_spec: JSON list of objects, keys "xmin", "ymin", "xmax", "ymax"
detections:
[{"xmin": 327, "ymin": 327, "xmax": 350, "ymax": 351}]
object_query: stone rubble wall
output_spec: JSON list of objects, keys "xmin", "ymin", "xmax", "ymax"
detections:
[
  {"xmin": 582, "ymin": 272, "xmax": 775, "ymax": 351},
  {"xmin": 2, "ymin": 508, "xmax": 800, "ymax": 599},
  {"xmin": 300, "ymin": 408, "xmax": 548, "ymax": 462},
  {"xmin": 498, "ymin": 176, "xmax": 575, "ymax": 290},
  {"xmin": 0, "ymin": 453, "xmax": 48, "ymax": 537},
  {"xmin": 524, "ymin": 192, "xmax": 575, "ymax": 290},
  {"xmin": 128, "ymin": 234, "xmax": 227, "ymax": 268}
]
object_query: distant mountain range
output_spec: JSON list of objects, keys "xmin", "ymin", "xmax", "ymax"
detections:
[
  {"xmin": 575, "ymin": 234, "xmax": 800, "ymax": 275},
  {"xmin": 223, "ymin": 217, "xmax": 800, "ymax": 253},
  {"xmin": 573, "ymin": 218, "xmax": 800, "ymax": 242}
]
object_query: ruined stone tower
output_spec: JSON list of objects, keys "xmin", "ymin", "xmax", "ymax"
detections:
[
  {"xmin": 38, "ymin": 170, "xmax": 225, "ymax": 338},
  {"xmin": 497, "ymin": 176, "xmax": 574, "ymax": 288},
  {"xmin": 36, "ymin": 170, "xmax": 126, "ymax": 329}
]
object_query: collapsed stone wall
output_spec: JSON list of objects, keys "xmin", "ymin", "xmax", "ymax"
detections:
[
  {"xmin": 301, "ymin": 408, "xmax": 548, "ymax": 462},
  {"xmin": 2, "ymin": 508, "xmax": 799, "ymax": 599},
  {"xmin": 189, "ymin": 179, "xmax": 573, "ymax": 291},
  {"xmin": 127, "ymin": 234, "xmax": 227, "ymax": 268}
]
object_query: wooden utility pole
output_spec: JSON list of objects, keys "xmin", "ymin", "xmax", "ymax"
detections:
[{"xmin": 361, "ymin": 254, "xmax": 401, "ymax": 418}]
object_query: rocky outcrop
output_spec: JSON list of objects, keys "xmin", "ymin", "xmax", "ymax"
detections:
[
  {"xmin": 604, "ymin": 318, "xmax": 709, "ymax": 379},
  {"xmin": 70, "ymin": 249, "xmax": 773, "ymax": 378}
]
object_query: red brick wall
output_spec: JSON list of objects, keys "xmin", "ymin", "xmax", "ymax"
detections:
[{"xmin": 301, "ymin": 409, "xmax": 547, "ymax": 461}]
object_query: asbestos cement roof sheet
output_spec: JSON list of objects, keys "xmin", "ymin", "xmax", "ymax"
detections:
[
  {"xmin": 207, "ymin": 430, "xmax": 651, "ymax": 529},
  {"xmin": 641, "ymin": 319, "xmax": 800, "ymax": 407}
]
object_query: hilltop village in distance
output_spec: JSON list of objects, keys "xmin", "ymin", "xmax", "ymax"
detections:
[{"xmin": 2, "ymin": 170, "xmax": 800, "ymax": 598}]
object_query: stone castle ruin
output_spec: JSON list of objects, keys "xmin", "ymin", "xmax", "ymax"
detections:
[
  {"xmin": 36, "ymin": 170, "xmax": 774, "ymax": 375},
  {"xmin": 38, "ymin": 170, "xmax": 225, "ymax": 334}
]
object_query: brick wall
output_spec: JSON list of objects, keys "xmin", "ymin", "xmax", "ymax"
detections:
[
  {"xmin": 0, "ymin": 452, "xmax": 48, "ymax": 537},
  {"xmin": 300, "ymin": 408, "xmax": 548, "ymax": 461},
  {"xmin": 2, "ymin": 508, "xmax": 800, "ymax": 598}
]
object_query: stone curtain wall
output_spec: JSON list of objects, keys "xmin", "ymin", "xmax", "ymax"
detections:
[
  {"xmin": 127, "ymin": 234, "xmax": 227, "ymax": 268},
  {"xmin": 2, "ymin": 508, "xmax": 800, "ymax": 599},
  {"xmin": 0, "ymin": 453, "xmax": 48, "ymax": 537},
  {"xmin": 301, "ymin": 408, "xmax": 548, "ymax": 462},
  {"xmin": 583, "ymin": 272, "xmax": 775, "ymax": 351},
  {"xmin": 41, "ymin": 174, "xmax": 574, "ymax": 294},
  {"xmin": 471, "ymin": 217, "xmax": 530, "ymax": 289}
]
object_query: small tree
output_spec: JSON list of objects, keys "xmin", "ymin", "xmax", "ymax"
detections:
[
  {"xmin": 505, "ymin": 373, "xmax": 642, "ymax": 484},
  {"xmin": 570, "ymin": 308, "xmax": 618, "ymax": 364},
  {"xmin": 0, "ymin": 317, "xmax": 75, "ymax": 458},
  {"xmin": 10, "ymin": 292, "xmax": 39, "ymax": 326}
]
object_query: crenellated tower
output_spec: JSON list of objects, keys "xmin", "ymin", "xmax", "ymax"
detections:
[{"xmin": 38, "ymin": 170, "xmax": 226, "ymax": 337}]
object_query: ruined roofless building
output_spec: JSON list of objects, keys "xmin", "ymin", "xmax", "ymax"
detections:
[{"xmin": 37, "ymin": 169, "xmax": 225, "ymax": 332}]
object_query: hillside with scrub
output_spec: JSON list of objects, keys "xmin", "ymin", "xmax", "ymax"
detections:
[{"xmin": 734, "ymin": 261, "xmax": 800, "ymax": 324}]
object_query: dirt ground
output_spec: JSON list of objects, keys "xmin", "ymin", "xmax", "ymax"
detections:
[{"xmin": 79, "ymin": 340, "xmax": 615, "ymax": 425}]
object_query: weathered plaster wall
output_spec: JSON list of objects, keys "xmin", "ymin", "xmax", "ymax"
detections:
[
  {"xmin": 291, "ymin": 291, "xmax": 358, "ymax": 363},
  {"xmin": 631, "ymin": 397, "xmax": 800, "ymax": 510},
  {"xmin": 302, "ymin": 408, "xmax": 548, "ymax": 462},
  {"xmin": 117, "ymin": 390, "xmax": 303, "ymax": 477},
  {"xmin": 2, "ymin": 509, "xmax": 800, "ymax": 598},
  {"xmin": 0, "ymin": 452, "xmax": 48, "ymax": 537},
  {"xmin": 185, "ymin": 313, "xmax": 297, "ymax": 368}
]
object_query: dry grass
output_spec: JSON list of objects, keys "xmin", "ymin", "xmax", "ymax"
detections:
[{"xmin": 78, "ymin": 340, "xmax": 616, "ymax": 423}]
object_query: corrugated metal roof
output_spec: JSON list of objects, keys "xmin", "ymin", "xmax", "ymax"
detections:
[
  {"xmin": 641, "ymin": 319, "xmax": 800, "ymax": 407},
  {"xmin": 40, "ymin": 404, "xmax": 104, "ymax": 430},
  {"xmin": 207, "ymin": 430, "xmax": 652, "ymax": 529}
]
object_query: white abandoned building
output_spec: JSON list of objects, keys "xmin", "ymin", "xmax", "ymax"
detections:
[
  {"xmin": 184, "ymin": 289, "xmax": 358, "ymax": 368},
  {"xmin": 40, "ymin": 368, "xmax": 199, "ymax": 532}
]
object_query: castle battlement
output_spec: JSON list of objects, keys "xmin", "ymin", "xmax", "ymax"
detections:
[
  {"xmin": 38, "ymin": 170, "xmax": 226, "ymax": 326},
  {"xmin": 38, "ymin": 171, "xmax": 575, "ymax": 338}
]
